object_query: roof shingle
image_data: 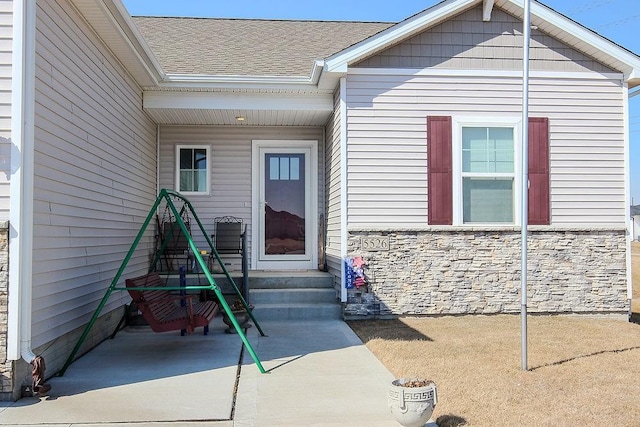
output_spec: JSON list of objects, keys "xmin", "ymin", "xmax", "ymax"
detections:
[{"xmin": 132, "ymin": 17, "xmax": 393, "ymax": 77}]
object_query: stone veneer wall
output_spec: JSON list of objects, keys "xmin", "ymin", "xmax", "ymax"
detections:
[
  {"xmin": 345, "ymin": 228, "xmax": 628, "ymax": 317},
  {"xmin": 0, "ymin": 222, "xmax": 10, "ymax": 398}
]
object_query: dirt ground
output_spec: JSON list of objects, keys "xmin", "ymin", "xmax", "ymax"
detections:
[{"xmin": 349, "ymin": 315, "xmax": 640, "ymax": 426}]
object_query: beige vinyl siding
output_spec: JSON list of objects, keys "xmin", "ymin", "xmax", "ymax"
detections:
[
  {"xmin": 0, "ymin": 0, "xmax": 12, "ymax": 219},
  {"xmin": 346, "ymin": 71, "xmax": 625, "ymax": 227},
  {"xmin": 31, "ymin": 0, "xmax": 157, "ymax": 348},
  {"xmin": 159, "ymin": 125, "xmax": 324, "ymax": 270},
  {"xmin": 324, "ymin": 88, "xmax": 342, "ymax": 289},
  {"xmin": 355, "ymin": 5, "xmax": 613, "ymax": 74}
]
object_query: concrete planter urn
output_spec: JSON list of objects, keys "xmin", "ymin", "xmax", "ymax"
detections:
[
  {"xmin": 387, "ymin": 379, "xmax": 437, "ymax": 427},
  {"xmin": 221, "ymin": 300, "xmax": 254, "ymax": 334},
  {"xmin": 222, "ymin": 309, "xmax": 251, "ymax": 333}
]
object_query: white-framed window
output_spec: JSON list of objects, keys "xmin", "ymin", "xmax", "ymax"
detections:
[
  {"xmin": 176, "ymin": 145, "xmax": 210, "ymax": 195},
  {"xmin": 452, "ymin": 117, "xmax": 521, "ymax": 225}
]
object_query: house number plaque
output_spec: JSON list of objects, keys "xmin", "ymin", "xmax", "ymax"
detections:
[{"xmin": 361, "ymin": 236, "xmax": 389, "ymax": 251}]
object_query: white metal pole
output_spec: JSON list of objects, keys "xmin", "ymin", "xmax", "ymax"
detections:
[{"xmin": 521, "ymin": 0, "xmax": 531, "ymax": 371}]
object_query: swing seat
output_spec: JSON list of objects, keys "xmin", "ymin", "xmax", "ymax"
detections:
[{"xmin": 125, "ymin": 273, "xmax": 219, "ymax": 335}]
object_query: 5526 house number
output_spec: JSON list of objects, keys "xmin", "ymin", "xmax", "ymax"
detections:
[{"xmin": 361, "ymin": 236, "xmax": 389, "ymax": 251}]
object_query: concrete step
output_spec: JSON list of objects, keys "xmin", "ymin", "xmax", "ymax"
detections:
[
  {"xmin": 165, "ymin": 270, "xmax": 341, "ymax": 321},
  {"xmin": 247, "ymin": 271, "xmax": 333, "ymax": 289},
  {"xmin": 249, "ymin": 288, "xmax": 337, "ymax": 304},
  {"xmin": 251, "ymin": 303, "xmax": 343, "ymax": 321},
  {"xmin": 168, "ymin": 271, "xmax": 334, "ymax": 290}
]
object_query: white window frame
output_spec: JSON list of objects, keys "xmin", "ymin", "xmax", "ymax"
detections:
[
  {"xmin": 175, "ymin": 145, "xmax": 211, "ymax": 195},
  {"xmin": 452, "ymin": 116, "xmax": 522, "ymax": 226}
]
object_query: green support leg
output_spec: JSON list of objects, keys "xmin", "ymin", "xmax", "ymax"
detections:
[{"xmin": 60, "ymin": 189, "xmax": 267, "ymax": 376}]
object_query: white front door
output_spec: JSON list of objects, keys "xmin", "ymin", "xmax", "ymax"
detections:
[{"xmin": 252, "ymin": 140, "xmax": 317, "ymax": 270}]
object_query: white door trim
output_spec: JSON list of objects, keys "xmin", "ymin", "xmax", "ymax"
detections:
[{"xmin": 251, "ymin": 140, "xmax": 318, "ymax": 270}]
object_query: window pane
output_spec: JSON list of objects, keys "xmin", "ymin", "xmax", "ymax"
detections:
[
  {"xmin": 194, "ymin": 149, "xmax": 207, "ymax": 170},
  {"xmin": 180, "ymin": 171, "xmax": 193, "ymax": 192},
  {"xmin": 462, "ymin": 127, "xmax": 514, "ymax": 173},
  {"xmin": 196, "ymin": 170, "xmax": 207, "ymax": 192},
  {"xmin": 489, "ymin": 127, "xmax": 514, "ymax": 173},
  {"xmin": 180, "ymin": 149, "xmax": 193, "ymax": 170},
  {"xmin": 280, "ymin": 157, "xmax": 290, "ymax": 180},
  {"xmin": 463, "ymin": 178, "xmax": 513, "ymax": 223},
  {"xmin": 290, "ymin": 157, "xmax": 300, "ymax": 180},
  {"xmin": 269, "ymin": 157, "xmax": 279, "ymax": 180}
]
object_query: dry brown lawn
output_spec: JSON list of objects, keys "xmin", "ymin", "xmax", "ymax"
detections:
[
  {"xmin": 349, "ymin": 315, "xmax": 640, "ymax": 426},
  {"xmin": 348, "ymin": 242, "xmax": 640, "ymax": 425}
]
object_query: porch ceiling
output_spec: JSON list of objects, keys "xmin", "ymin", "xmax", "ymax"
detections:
[
  {"xmin": 143, "ymin": 90, "xmax": 335, "ymax": 126},
  {"xmin": 144, "ymin": 107, "xmax": 333, "ymax": 126}
]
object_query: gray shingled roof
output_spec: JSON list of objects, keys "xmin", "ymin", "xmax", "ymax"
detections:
[
  {"xmin": 632, "ymin": 205, "xmax": 640, "ymax": 216},
  {"xmin": 132, "ymin": 17, "xmax": 393, "ymax": 77}
]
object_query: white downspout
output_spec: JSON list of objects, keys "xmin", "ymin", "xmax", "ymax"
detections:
[
  {"xmin": 623, "ymin": 83, "xmax": 633, "ymax": 311},
  {"xmin": 156, "ymin": 124, "xmax": 160, "ymax": 195},
  {"xmin": 339, "ymin": 77, "xmax": 348, "ymax": 302},
  {"xmin": 7, "ymin": 0, "xmax": 37, "ymax": 363}
]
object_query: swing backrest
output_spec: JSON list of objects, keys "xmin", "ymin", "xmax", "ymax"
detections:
[{"xmin": 162, "ymin": 220, "xmax": 191, "ymax": 255}]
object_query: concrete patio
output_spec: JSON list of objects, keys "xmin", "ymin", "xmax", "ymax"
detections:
[{"xmin": 0, "ymin": 319, "xmax": 402, "ymax": 426}]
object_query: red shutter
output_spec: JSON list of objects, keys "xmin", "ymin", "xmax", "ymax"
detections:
[
  {"xmin": 528, "ymin": 117, "xmax": 550, "ymax": 225},
  {"xmin": 427, "ymin": 116, "xmax": 453, "ymax": 225}
]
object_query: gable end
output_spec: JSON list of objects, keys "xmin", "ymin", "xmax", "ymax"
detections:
[{"xmin": 354, "ymin": 5, "xmax": 615, "ymax": 74}]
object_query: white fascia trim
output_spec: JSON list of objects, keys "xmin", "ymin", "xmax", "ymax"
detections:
[
  {"xmin": 310, "ymin": 60, "xmax": 325, "ymax": 85},
  {"xmin": 162, "ymin": 74, "xmax": 313, "ymax": 86},
  {"xmin": 159, "ymin": 61, "xmax": 326, "ymax": 89},
  {"xmin": 144, "ymin": 91, "xmax": 334, "ymax": 112},
  {"xmin": 627, "ymin": 70, "xmax": 640, "ymax": 90},
  {"xmin": 348, "ymin": 67, "xmax": 624, "ymax": 81},
  {"xmin": 324, "ymin": 0, "xmax": 477, "ymax": 73},
  {"xmin": 93, "ymin": 0, "xmax": 165, "ymax": 84},
  {"xmin": 512, "ymin": 0, "xmax": 640, "ymax": 82}
]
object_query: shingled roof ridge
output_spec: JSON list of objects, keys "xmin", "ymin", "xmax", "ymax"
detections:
[{"xmin": 131, "ymin": 15, "xmax": 395, "ymax": 25}]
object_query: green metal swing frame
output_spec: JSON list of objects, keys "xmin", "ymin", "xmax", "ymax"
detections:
[{"xmin": 60, "ymin": 189, "xmax": 266, "ymax": 375}]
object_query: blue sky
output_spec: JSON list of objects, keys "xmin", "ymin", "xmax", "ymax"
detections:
[{"xmin": 122, "ymin": 0, "xmax": 640, "ymax": 203}]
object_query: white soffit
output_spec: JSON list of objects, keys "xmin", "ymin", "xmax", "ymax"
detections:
[
  {"xmin": 144, "ymin": 91, "xmax": 333, "ymax": 111},
  {"xmin": 144, "ymin": 108, "xmax": 332, "ymax": 126},
  {"xmin": 71, "ymin": 0, "xmax": 164, "ymax": 86},
  {"xmin": 143, "ymin": 91, "xmax": 334, "ymax": 125}
]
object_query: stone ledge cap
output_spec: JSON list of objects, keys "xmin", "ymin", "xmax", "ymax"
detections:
[{"xmin": 348, "ymin": 225, "xmax": 627, "ymax": 233}]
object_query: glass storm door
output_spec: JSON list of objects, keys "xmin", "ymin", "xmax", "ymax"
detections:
[{"xmin": 253, "ymin": 142, "xmax": 316, "ymax": 270}]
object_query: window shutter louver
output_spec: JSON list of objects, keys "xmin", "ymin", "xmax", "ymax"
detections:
[
  {"xmin": 528, "ymin": 117, "xmax": 550, "ymax": 225},
  {"xmin": 427, "ymin": 116, "xmax": 453, "ymax": 225}
]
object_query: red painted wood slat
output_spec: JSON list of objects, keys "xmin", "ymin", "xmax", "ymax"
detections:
[
  {"xmin": 528, "ymin": 117, "xmax": 550, "ymax": 225},
  {"xmin": 427, "ymin": 116, "xmax": 453, "ymax": 225}
]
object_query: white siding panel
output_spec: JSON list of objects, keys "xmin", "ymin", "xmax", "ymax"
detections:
[
  {"xmin": 324, "ymin": 88, "xmax": 342, "ymax": 290},
  {"xmin": 159, "ymin": 125, "xmax": 324, "ymax": 270},
  {"xmin": 31, "ymin": 0, "xmax": 157, "ymax": 347},
  {"xmin": 346, "ymin": 72, "xmax": 626, "ymax": 227},
  {"xmin": 0, "ymin": 0, "xmax": 11, "ymax": 219}
]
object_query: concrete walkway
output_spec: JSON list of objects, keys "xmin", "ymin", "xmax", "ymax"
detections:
[{"xmin": 0, "ymin": 319, "xmax": 402, "ymax": 426}]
